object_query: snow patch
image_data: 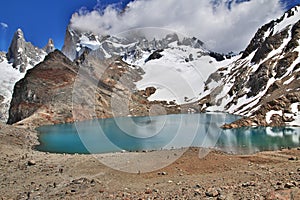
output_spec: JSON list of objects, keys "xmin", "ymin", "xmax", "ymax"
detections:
[
  {"xmin": 0, "ymin": 59, "xmax": 28, "ymax": 120},
  {"xmin": 133, "ymin": 46, "xmax": 238, "ymax": 104},
  {"xmin": 287, "ymin": 103, "xmax": 300, "ymax": 126},
  {"xmin": 283, "ymin": 76, "xmax": 294, "ymax": 85},
  {"xmin": 79, "ymin": 35, "xmax": 101, "ymax": 50},
  {"xmin": 265, "ymin": 110, "xmax": 283, "ymax": 124}
]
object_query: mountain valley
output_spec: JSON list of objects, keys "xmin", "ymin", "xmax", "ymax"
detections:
[{"xmin": 2, "ymin": 6, "xmax": 300, "ymax": 128}]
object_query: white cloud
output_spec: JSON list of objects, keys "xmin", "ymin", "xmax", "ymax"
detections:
[
  {"xmin": 70, "ymin": 0, "xmax": 284, "ymax": 53},
  {"xmin": 0, "ymin": 22, "xmax": 8, "ymax": 29}
]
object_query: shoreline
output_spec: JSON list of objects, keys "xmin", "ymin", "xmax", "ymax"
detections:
[
  {"xmin": 33, "ymin": 116, "xmax": 300, "ymax": 157},
  {"xmin": 1, "ymin": 122, "xmax": 300, "ymax": 199},
  {"xmin": 6, "ymin": 120, "xmax": 300, "ymax": 160}
]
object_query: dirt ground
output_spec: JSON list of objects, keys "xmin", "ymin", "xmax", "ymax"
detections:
[{"xmin": 0, "ymin": 123, "xmax": 299, "ymax": 199}]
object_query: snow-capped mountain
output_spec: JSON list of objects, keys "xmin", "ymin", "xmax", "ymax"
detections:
[
  {"xmin": 6, "ymin": 5, "xmax": 300, "ymax": 128},
  {"xmin": 62, "ymin": 26, "xmax": 207, "ymax": 61},
  {"xmin": 197, "ymin": 5, "xmax": 300, "ymax": 127},
  {"xmin": 62, "ymin": 26, "xmax": 236, "ymax": 104},
  {"xmin": 0, "ymin": 29, "xmax": 53, "ymax": 122}
]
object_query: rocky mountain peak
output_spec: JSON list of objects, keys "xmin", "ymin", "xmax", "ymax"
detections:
[
  {"xmin": 61, "ymin": 24, "xmax": 210, "ymax": 63},
  {"xmin": 15, "ymin": 28, "xmax": 25, "ymax": 40},
  {"xmin": 242, "ymin": 5, "xmax": 300, "ymax": 60},
  {"xmin": 43, "ymin": 38, "xmax": 55, "ymax": 54},
  {"xmin": 61, "ymin": 26, "xmax": 83, "ymax": 61},
  {"xmin": 6, "ymin": 28, "xmax": 46, "ymax": 73},
  {"xmin": 7, "ymin": 28, "xmax": 26, "ymax": 70}
]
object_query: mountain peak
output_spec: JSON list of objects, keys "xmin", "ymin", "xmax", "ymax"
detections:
[
  {"xmin": 61, "ymin": 26, "xmax": 81, "ymax": 61},
  {"xmin": 43, "ymin": 38, "xmax": 55, "ymax": 54},
  {"xmin": 6, "ymin": 29, "xmax": 46, "ymax": 72},
  {"xmin": 15, "ymin": 28, "xmax": 24, "ymax": 40}
]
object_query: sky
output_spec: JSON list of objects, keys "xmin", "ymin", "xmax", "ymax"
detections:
[{"xmin": 0, "ymin": 0, "xmax": 300, "ymax": 53}]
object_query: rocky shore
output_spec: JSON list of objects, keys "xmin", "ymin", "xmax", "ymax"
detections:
[{"xmin": 0, "ymin": 122, "xmax": 299, "ymax": 199}]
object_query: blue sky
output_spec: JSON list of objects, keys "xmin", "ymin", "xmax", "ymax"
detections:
[
  {"xmin": 0, "ymin": 0, "xmax": 132, "ymax": 51},
  {"xmin": 0, "ymin": 0, "xmax": 299, "ymax": 52}
]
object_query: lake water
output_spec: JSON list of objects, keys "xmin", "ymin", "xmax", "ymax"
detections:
[{"xmin": 36, "ymin": 113, "xmax": 300, "ymax": 155}]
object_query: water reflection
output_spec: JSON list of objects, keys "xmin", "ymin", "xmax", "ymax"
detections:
[
  {"xmin": 36, "ymin": 114, "xmax": 300, "ymax": 154},
  {"xmin": 218, "ymin": 127, "xmax": 300, "ymax": 154}
]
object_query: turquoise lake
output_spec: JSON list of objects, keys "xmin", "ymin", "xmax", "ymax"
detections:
[{"xmin": 36, "ymin": 113, "xmax": 300, "ymax": 154}]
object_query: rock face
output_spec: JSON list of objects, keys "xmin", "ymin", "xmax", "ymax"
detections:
[
  {"xmin": 0, "ymin": 94, "xmax": 5, "ymax": 119},
  {"xmin": 0, "ymin": 52, "xmax": 5, "ymax": 62},
  {"xmin": 6, "ymin": 29, "xmax": 45, "ymax": 72},
  {"xmin": 197, "ymin": 6, "xmax": 300, "ymax": 127},
  {"xmin": 61, "ymin": 27, "xmax": 81, "ymax": 61},
  {"xmin": 7, "ymin": 50, "xmax": 78, "ymax": 125}
]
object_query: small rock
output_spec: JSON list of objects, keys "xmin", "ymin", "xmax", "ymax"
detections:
[
  {"xmin": 99, "ymin": 189, "xmax": 105, "ymax": 193},
  {"xmin": 194, "ymin": 189, "xmax": 201, "ymax": 196},
  {"xmin": 72, "ymin": 178, "xmax": 87, "ymax": 184},
  {"xmin": 27, "ymin": 160, "xmax": 36, "ymax": 166},
  {"xmin": 153, "ymin": 189, "xmax": 159, "ymax": 193},
  {"xmin": 205, "ymin": 188, "xmax": 220, "ymax": 197},
  {"xmin": 291, "ymin": 181, "xmax": 298, "ymax": 186},
  {"xmin": 242, "ymin": 181, "xmax": 256, "ymax": 187},
  {"xmin": 288, "ymin": 157, "xmax": 298, "ymax": 161},
  {"xmin": 284, "ymin": 182, "xmax": 295, "ymax": 189},
  {"xmin": 145, "ymin": 188, "xmax": 152, "ymax": 194},
  {"xmin": 297, "ymin": 168, "xmax": 300, "ymax": 172},
  {"xmin": 158, "ymin": 172, "xmax": 168, "ymax": 175},
  {"xmin": 276, "ymin": 182, "xmax": 282, "ymax": 185}
]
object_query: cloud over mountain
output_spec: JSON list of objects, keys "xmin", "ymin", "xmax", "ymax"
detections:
[{"xmin": 70, "ymin": 0, "xmax": 284, "ymax": 53}]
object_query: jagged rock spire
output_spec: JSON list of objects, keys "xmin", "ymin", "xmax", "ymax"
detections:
[
  {"xmin": 6, "ymin": 28, "xmax": 45, "ymax": 72},
  {"xmin": 44, "ymin": 38, "xmax": 55, "ymax": 54},
  {"xmin": 7, "ymin": 28, "xmax": 27, "ymax": 71}
]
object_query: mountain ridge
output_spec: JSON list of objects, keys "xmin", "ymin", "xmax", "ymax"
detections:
[
  {"xmin": 4, "ymin": 5, "xmax": 300, "ymax": 128},
  {"xmin": 196, "ymin": 5, "xmax": 300, "ymax": 127}
]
